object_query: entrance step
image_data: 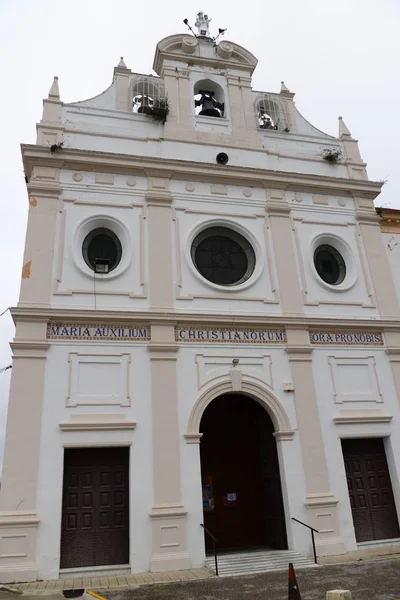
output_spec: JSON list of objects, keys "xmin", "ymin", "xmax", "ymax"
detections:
[{"xmin": 206, "ymin": 549, "xmax": 317, "ymax": 576}]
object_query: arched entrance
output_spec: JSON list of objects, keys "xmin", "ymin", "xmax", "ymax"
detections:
[{"xmin": 200, "ymin": 393, "xmax": 287, "ymax": 551}]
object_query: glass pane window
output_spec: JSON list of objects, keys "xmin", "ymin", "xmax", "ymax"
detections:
[
  {"xmin": 82, "ymin": 228, "xmax": 122, "ymax": 273},
  {"xmin": 191, "ymin": 227, "xmax": 255, "ymax": 286},
  {"xmin": 314, "ymin": 244, "xmax": 346, "ymax": 285}
]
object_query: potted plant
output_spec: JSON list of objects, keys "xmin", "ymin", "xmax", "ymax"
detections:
[
  {"xmin": 322, "ymin": 148, "xmax": 342, "ymax": 164},
  {"xmin": 149, "ymin": 96, "xmax": 170, "ymax": 124}
]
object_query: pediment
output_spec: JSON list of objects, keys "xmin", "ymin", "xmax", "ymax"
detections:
[{"xmin": 153, "ymin": 34, "xmax": 258, "ymax": 75}]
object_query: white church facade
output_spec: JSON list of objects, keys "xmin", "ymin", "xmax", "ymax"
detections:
[{"xmin": 1, "ymin": 17, "xmax": 400, "ymax": 582}]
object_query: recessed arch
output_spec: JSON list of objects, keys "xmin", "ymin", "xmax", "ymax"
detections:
[
  {"xmin": 194, "ymin": 79, "xmax": 225, "ymax": 117},
  {"xmin": 185, "ymin": 376, "xmax": 294, "ymax": 442},
  {"xmin": 255, "ymin": 94, "xmax": 288, "ymax": 131}
]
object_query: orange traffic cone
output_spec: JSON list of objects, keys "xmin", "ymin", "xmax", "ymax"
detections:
[{"xmin": 288, "ymin": 562, "xmax": 301, "ymax": 600}]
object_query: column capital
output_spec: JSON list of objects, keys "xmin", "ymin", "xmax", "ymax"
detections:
[{"xmin": 285, "ymin": 346, "xmax": 313, "ymax": 361}]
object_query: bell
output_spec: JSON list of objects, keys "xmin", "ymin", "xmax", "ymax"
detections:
[
  {"xmin": 138, "ymin": 105, "xmax": 153, "ymax": 115},
  {"xmin": 199, "ymin": 107, "xmax": 221, "ymax": 117},
  {"xmin": 137, "ymin": 95, "xmax": 153, "ymax": 115},
  {"xmin": 199, "ymin": 98, "xmax": 221, "ymax": 118}
]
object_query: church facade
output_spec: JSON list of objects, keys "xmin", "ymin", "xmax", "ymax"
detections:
[{"xmin": 1, "ymin": 19, "xmax": 400, "ymax": 583}]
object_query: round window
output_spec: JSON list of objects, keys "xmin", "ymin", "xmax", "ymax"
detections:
[
  {"xmin": 82, "ymin": 228, "xmax": 122, "ymax": 273},
  {"xmin": 191, "ymin": 227, "xmax": 255, "ymax": 286},
  {"xmin": 314, "ymin": 244, "xmax": 346, "ymax": 285}
]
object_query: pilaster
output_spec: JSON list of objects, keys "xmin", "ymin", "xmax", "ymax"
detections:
[
  {"xmin": 36, "ymin": 76, "xmax": 64, "ymax": 147},
  {"xmin": 286, "ymin": 328, "xmax": 346, "ymax": 555},
  {"xmin": 19, "ymin": 167, "xmax": 60, "ymax": 309},
  {"xmin": 226, "ymin": 75, "xmax": 260, "ymax": 145},
  {"xmin": 148, "ymin": 324, "xmax": 189, "ymax": 571},
  {"xmin": 355, "ymin": 195, "xmax": 400, "ymax": 319},
  {"xmin": 163, "ymin": 67, "xmax": 193, "ymax": 139},
  {"xmin": 385, "ymin": 330, "xmax": 400, "ymax": 409},
  {"xmin": 265, "ymin": 189, "xmax": 303, "ymax": 316},
  {"xmin": 146, "ymin": 176, "xmax": 174, "ymax": 310},
  {"xmin": 338, "ymin": 117, "xmax": 368, "ymax": 181},
  {"xmin": 280, "ymin": 84, "xmax": 297, "ymax": 134},
  {"xmin": 0, "ymin": 319, "xmax": 49, "ymax": 582},
  {"xmin": 113, "ymin": 60, "xmax": 132, "ymax": 112}
]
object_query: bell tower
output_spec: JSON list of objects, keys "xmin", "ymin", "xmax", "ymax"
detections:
[{"xmin": 153, "ymin": 14, "xmax": 260, "ymax": 146}]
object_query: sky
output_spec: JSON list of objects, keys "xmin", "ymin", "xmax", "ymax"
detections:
[{"xmin": 0, "ymin": 0, "xmax": 399, "ymax": 474}]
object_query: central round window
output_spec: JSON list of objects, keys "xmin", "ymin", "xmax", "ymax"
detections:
[
  {"xmin": 314, "ymin": 244, "xmax": 346, "ymax": 285},
  {"xmin": 82, "ymin": 228, "xmax": 122, "ymax": 273},
  {"xmin": 191, "ymin": 227, "xmax": 255, "ymax": 286}
]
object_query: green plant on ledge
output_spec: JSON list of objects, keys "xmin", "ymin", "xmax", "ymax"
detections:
[
  {"xmin": 322, "ymin": 148, "xmax": 342, "ymax": 164},
  {"xmin": 148, "ymin": 97, "xmax": 170, "ymax": 124}
]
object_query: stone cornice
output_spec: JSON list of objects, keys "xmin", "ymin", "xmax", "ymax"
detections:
[
  {"xmin": 0, "ymin": 512, "xmax": 39, "ymax": 527},
  {"xmin": 26, "ymin": 180, "xmax": 61, "ymax": 196},
  {"xmin": 59, "ymin": 421, "xmax": 137, "ymax": 431},
  {"xmin": 21, "ymin": 145, "xmax": 383, "ymax": 199},
  {"xmin": 378, "ymin": 208, "xmax": 400, "ymax": 233},
  {"xmin": 10, "ymin": 306, "xmax": 400, "ymax": 332}
]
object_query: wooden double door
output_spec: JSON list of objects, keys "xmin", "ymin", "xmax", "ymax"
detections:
[
  {"xmin": 60, "ymin": 447, "xmax": 129, "ymax": 569},
  {"xmin": 200, "ymin": 394, "xmax": 287, "ymax": 551},
  {"xmin": 342, "ymin": 438, "xmax": 400, "ymax": 542}
]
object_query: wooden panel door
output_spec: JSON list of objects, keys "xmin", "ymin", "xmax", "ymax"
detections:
[
  {"xmin": 60, "ymin": 447, "xmax": 129, "ymax": 569},
  {"xmin": 342, "ymin": 438, "xmax": 400, "ymax": 542},
  {"xmin": 200, "ymin": 394, "xmax": 287, "ymax": 551}
]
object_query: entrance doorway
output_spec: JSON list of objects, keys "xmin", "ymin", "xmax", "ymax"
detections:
[
  {"xmin": 200, "ymin": 393, "xmax": 287, "ymax": 551},
  {"xmin": 342, "ymin": 438, "xmax": 400, "ymax": 542},
  {"xmin": 60, "ymin": 447, "xmax": 129, "ymax": 569}
]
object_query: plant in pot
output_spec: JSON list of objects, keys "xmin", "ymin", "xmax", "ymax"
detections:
[
  {"xmin": 322, "ymin": 148, "xmax": 342, "ymax": 164},
  {"xmin": 150, "ymin": 96, "xmax": 170, "ymax": 124}
]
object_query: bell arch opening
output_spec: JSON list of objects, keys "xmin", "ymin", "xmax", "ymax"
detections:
[
  {"xmin": 200, "ymin": 392, "xmax": 288, "ymax": 552},
  {"xmin": 194, "ymin": 79, "xmax": 225, "ymax": 118},
  {"xmin": 255, "ymin": 94, "xmax": 289, "ymax": 131}
]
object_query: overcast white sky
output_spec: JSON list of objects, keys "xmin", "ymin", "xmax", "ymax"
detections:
[{"xmin": 0, "ymin": 0, "xmax": 399, "ymax": 474}]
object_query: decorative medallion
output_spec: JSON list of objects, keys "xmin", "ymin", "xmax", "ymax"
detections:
[
  {"xmin": 126, "ymin": 177, "xmax": 137, "ymax": 187},
  {"xmin": 185, "ymin": 183, "xmax": 195, "ymax": 192},
  {"xmin": 72, "ymin": 173, "xmax": 83, "ymax": 182},
  {"xmin": 242, "ymin": 188, "xmax": 252, "ymax": 198}
]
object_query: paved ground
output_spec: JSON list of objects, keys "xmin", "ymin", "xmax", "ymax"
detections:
[
  {"xmin": 102, "ymin": 558, "xmax": 400, "ymax": 600},
  {"xmin": 7, "ymin": 569, "xmax": 212, "ymax": 593}
]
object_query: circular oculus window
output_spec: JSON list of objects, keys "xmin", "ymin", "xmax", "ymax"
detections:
[
  {"xmin": 191, "ymin": 227, "xmax": 256, "ymax": 286},
  {"xmin": 82, "ymin": 228, "xmax": 122, "ymax": 273},
  {"xmin": 313, "ymin": 244, "xmax": 346, "ymax": 285}
]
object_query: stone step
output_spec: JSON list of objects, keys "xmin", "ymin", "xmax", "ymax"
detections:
[{"xmin": 206, "ymin": 549, "xmax": 317, "ymax": 576}]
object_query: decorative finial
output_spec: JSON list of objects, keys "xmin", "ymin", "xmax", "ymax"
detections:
[
  {"xmin": 338, "ymin": 116, "xmax": 352, "ymax": 139},
  {"xmin": 48, "ymin": 76, "xmax": 60, "ymax": 100},
  {"xmin": 195, "ymin": 11, "xmax": 212, "ymax": 37},
  {"xmin": 280, "ymin": 81, "xmax": 290, "ymax": 93},
  {"xmin": 118, "ymin": 56, "xmax": 127, "ymax": 68}
]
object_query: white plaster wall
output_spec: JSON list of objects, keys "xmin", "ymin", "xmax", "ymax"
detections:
[
  {"xmin": 61, "ymin": 67, "xmax": 349, "ymax": 181},
  {"xmin": 51, "ymin": 171, "xmax": 149, "ymax": 310},
  {"xmin": 311, "ymin": 346, "xmax": 400, "ymax": 552},
  {"xmin": 63, "ymin": 126, "xmax": 349, "ymax": 180},
  {"xmin": 291, "ymin": 203, "xmax": 378, "ymax": 318},
  {"xmin": 68, "ymin": 83, "xmax": 117, "ymax": 110},
  {"xmin": 171, "ymin": 182, "xmax": 281, "ymax": 315},
  {"xmin": 36, "ymin": 342, "xmax": 153, "ymax": 579},
  {"xmin": 176, "ymin": 344, "xmax": 313, "ymax": 560},
  {"xmin": 63, "ymin": 106, "xmax": 163, "ymax": 140},
  {"xmin": 383, "ymin": 231, "xmax": 400, "ymax": 307}
]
